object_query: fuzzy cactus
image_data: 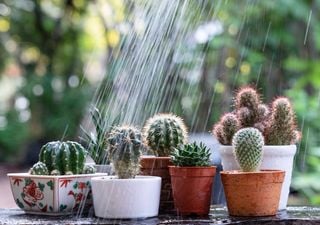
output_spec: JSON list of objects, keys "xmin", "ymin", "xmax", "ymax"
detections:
[
  {"xmin": 213, "ymin": 113, "xmax": 239, "ymax": 145},
  {"xmin": 265, "ymin": 97, "xmax": 300, "ymax": 145},
  {"xmin": 29, "ymin": 161, "xmax": 49, "ymax": 175},
  {"xmin": 107, "ymin": 126, "xmax": 143, "ymax": 179},
  {"xmin": 171, "ymin": 142, "xmax": 211, "ymax": 167},
  {"xmin": 213, "ymin": 87, "xmax": 270, "ymax": 144},
  {"xmin": 232, "ymin": 128, "xmax": 264, "ymax": 172},
  {"xmin": 144, "ymin": 113, "xmax": 188, "ymax": 156},
  {"xmin": 39, "ymin": 141, "xmax": 87, "ymax": 175},
  {"xmin": 82, "ymin": 164, "xmax": 97, "ymax": 174}
]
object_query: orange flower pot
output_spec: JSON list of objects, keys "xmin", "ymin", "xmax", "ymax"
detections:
[
  {"xmin": 140, "ymin": 156, "xmax": 174, "ymax": 213},
  {"xmin": 169, "ymin": 166, "xmax": 216, "ymax": 216},
  {"xmin": 221, "ymin": 170, "xmax": 285, "ymax": 217}
]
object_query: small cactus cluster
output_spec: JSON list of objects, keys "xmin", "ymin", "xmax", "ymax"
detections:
[
  {"xmin": 232, "ymin": 128, "xmax": 264, "ymax": 172},
  {"xmin": 143, "ymin": 113, "xmax": 188, "ymax": 156},
  {"xmin": 213, "ymin": 86, "xmax": 300, "ymax": 145},
  {"xmin": 107, "ymin": 126, "xmax": 143, "ymax": 179},
  {"xmin": 171, "ymin": 142, "xmax": 211, "ymax": 167},
  {"xmin": 29, "ymin": 141, "xmax": 95, "ymax": 176}
]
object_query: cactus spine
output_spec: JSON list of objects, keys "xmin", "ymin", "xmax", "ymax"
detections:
[
  {"xmin": 107, "ymin": 126, "xmax": 143, "ymax": 179},
  {"xmin": 265, "ymin": 97, "xmax": 300, "ymax": 145},
  {"xmin": 144, "ymin": 113, "xmax": 188, "ymax": 156},
  {"xmin": 232, "ymin": 128, "xmax": 264, "ymax": 172},
  {"xmin": 39, "ymin": 141, "xmax": 87, "ymax": 175},
  {"xmin": 29, "ymin": 161, "xmax": 49, "ymax": 175}
]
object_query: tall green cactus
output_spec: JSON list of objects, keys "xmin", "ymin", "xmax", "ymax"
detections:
[
  {"xmin": 39, "ymin": 141, "xmax": 87, "ymax": 175},
  {"xmin": 232, "ymin": 128, "xmax": 264, "ymax": 172},
  {"xmin": 107, "ymin": 126, "xmax": 143, "ymax": 179},
  {"xmin": 144, "ymin": 113, "xmax": 188, "ymax": 156},
  {"xmin": 265, "ymin": 97, "xmax": 300, "ymax": 145}
]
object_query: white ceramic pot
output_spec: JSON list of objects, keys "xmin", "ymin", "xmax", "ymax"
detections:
[
  {"xmin": 7, "ymin": 173, "xmax": 106, "ymax": 215},
  {"xmin": 219, "ymin": 145, "xmax": 297, "ymax": 210},
  {"xmin": 91, "ymin": 175, "xmax": 161, "ymax": 219}
]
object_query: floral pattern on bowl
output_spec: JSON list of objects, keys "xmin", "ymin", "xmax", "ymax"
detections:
[{"xmin": 8, "ymin": 173, "xmax": 106, "ymax": 215}]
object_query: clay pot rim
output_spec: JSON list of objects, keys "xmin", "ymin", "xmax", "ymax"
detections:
[
  {"xmin": 168, "ymin": 165, "xmax": 216, "ymax": 169},
  {"xmin": 221, "ymin": 169, "xmax": 284, "ymax": 175},
  {"xmin": 140, "ymin": 156, "xmax": 171, "ymax": 160}
]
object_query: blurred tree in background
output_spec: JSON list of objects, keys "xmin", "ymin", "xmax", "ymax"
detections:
[{"xmin": 0, "ymin": 0, "xmax": 319, "ymax": 204}]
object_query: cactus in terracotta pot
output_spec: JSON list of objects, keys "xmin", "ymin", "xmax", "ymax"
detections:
[
  {"xmin": 232, "ymin": 128, "xmax": 264, "ymax": 172},
  {"xmin": 107, "ymin": 125, "xmax": 143, "ymax": 179},
  {"xmin": 144, "ymin": 113, "xmax": 188, "ymax": 156},
  {"xmin": 36, "ymin": 141, "xmax": 87, "ymax": 175},
  {"xmin": 265, "ymin": 97, "xmax": 300, "ymax": 145}
]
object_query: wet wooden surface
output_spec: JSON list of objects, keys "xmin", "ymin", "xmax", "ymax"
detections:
[{"xmin": 0, "ymin": 206, "xmax": 319, "ymax": 225}]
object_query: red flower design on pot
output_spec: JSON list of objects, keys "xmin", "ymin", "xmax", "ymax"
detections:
[{"xmin": 22, "ymin": 180, "xmax": 44, "ymax": 206}]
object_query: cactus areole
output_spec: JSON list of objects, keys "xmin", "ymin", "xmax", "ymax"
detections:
[{"xmin": 38, "ymin": 141, "xmax": 87, "ymax": 175}]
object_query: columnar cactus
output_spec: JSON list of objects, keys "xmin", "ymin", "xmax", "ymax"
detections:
[
  {"xmin": 29, "ymin": 161, "xmax": 49, "ymax": 175},
  {"xmin": 213, "ymin": 87, "xmax": 270, "ymax": 145},
  {"xmin": 39, "ymin": 141, "xmax": 87, "ymax": 175},
  {"xmin": 107, "ymin": 126, "xmax": 143, "ymax": 179},
  {"xmin": 265, "ymin": 97, "xmax": 300, "ymax": 145},
  {"xmin": 171, "ymin": 142, "xmax": 211, "ymax": 167},
  {"xmin": 213, "ymin": 113, "xmax": 239, "ymax": 145},
  {"xmin": 232, "ymin": 128, "xmax": 264, "ymax": 172},
  {"xmin": 144, "ymin": 113, "xmax": 188, "ymax": 156}
]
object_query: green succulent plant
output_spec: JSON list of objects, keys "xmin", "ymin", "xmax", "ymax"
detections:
[
  {"xmin": 171, "ymin": 142, "xmax": 211, "ymax": 167},
  {"xmin": 232, "ymin": 128, "xmax": 264, "ymax": 172},
  {"xmin": 37, "ymin": 141, "xmax": 87, "ymax": 175},
  {"xmin": 107, "ymin": 125, "xmax": 143, "ymax": 179},
  {"xmin": 29, "ymin": 161, "xmax": 49, "ymax": 175},
  {"xmin": 144, "ymin": 113, "xmax": 188, "ymax": 156}
]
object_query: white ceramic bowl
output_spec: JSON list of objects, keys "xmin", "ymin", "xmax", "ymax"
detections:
[{"xmin": 91, "ymin": 175, "xmax": 161, "ymax": 219}]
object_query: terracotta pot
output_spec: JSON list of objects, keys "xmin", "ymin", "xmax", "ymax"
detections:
[
  {"xmin": 169, "ymin": 166, "xmax": 216, "ymax": 216},
  {"xmin": 221, "ymin": 170, "xmax": 285, "ymax": 217},
  {"xmin": 219, "ymin": 145, "xmax": 296, "ymax": 210},
  {"xmin": 140, "ymin": 156, "xmax": 174, "ymax": 213}
]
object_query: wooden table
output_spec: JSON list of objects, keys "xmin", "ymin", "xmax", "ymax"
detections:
[{"xmin": 0, "ymin": 206, "xmax": 319, "ymax": 225}]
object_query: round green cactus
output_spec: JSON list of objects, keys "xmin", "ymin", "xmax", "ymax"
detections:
[
  {"xmin": 82, "ymin": 164, "xmax": 97, "ymax": 174},
  {"xmin": 171, "ymin": 142, "xmax": 211, "ymax": 167},
  {"xmin": 144, "ymin": 113, "xmax": 188, "ymax": 156},
  {"xmin": 232, "ymin": 128, "xmax": 264, "ymax": 172},
  {"xmin": 29, "ymin": 161, "xmax": 49, "ymax": 175},
  {"xmin": 107, "ymin": 126, "xmax": 143, "ymax": 179},
  {"xmin": 39, "ymin": 141, "xmax": 87, "ymax": 175}
]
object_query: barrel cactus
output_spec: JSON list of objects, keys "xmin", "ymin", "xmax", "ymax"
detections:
[
  {"xmin": 232, "ymin": 128, "xmax": 264, "ymax": 172},
  {"xmin": 265, "ymin": 97, "xmax": 301, "ymax": 145},
  {"xmin": 29, "ymin": 161, "xmax": 49, "ymax": 175},
  {"xmin": 144, "ymin": 113, "xmax": 188, "ymax": 156},
  {"xmin": 171, "ymin": 142, "xmax": 211, "ymax": 167},
  {"xmin": 107, "ymin": 126, "xmax": 143, "ymax": 179},
  {"xmin": 38, "ymin": 141, "xmax": 87, "ymax": 175}
]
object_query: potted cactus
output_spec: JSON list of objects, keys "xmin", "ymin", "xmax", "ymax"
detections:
[
  {"xmin": 221, "ymin": 128, "xmax": 285, "ymax": 216},
  {"xmin": 91, "ymin": 125, "xmax": 161, "ymax": 219},
  {"xmin": 140, "ymin": 113, "xmax": 188, "ymax": 213},
  {"xmin": 7, "ymin": 141, "xmax": 102, "ymax": 215},
  {"xmin": 213, "ymin": 86, "xmax": 300, "ymax": 210},
  {"xmin": 169, "ymin": 142, "xmax": 216, "ymax": 215}
]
